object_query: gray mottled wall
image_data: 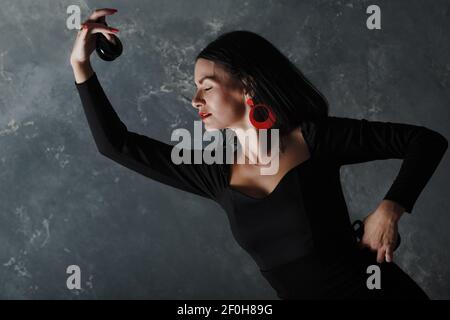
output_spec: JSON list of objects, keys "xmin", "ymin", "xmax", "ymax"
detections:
[{"xmin": 0, "ymin": 0, "xmax": 449, "ymax": 299}]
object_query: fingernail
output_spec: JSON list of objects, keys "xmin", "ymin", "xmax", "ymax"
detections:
[
  {"xmin": 110, "ymin": 28, "xmax": 119, "ymax": 32},
  {"xmin": 110, "ymin": 8, "xmax": 118, "ymax": 12}
]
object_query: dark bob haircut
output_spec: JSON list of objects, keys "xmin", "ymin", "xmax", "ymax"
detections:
[{"xmin": 196, "ymin": 30, "xmax": 329, "ymax": 138}]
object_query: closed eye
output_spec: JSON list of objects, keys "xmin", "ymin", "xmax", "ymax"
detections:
[{"xmin": 205, "ymin": 87, "xmax": 212, "ymax": 91}]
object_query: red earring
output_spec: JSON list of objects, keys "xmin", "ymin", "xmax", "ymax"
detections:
[{"xmin": 246, "ymin": 98, "xmax": 276, "ymax": 130}]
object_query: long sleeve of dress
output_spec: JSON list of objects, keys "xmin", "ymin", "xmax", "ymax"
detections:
[
  {"xmin": 74, "ymin": 72, "xmax": 227, "ymax": 200},
  {"xmin": 306, "ymin": 116, "xmax": 448, "ymax": 213}
]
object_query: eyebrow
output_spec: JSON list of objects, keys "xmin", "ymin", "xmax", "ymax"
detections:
[{"xmin": 195, "ymin": 75, "xmax": 217, "ymax": 86}]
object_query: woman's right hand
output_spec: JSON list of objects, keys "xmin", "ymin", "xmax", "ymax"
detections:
[{"xmin": 70, "ymin": 8, "xmax": 120, "ymax": 66}]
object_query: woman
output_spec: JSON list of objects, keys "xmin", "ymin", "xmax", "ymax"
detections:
[{"xmin": 70, "ymin": 8, "xmax": 448, "ymax": 299}]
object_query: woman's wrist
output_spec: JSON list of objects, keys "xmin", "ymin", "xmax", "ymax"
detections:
[
  {"xmin": 378, "ymin": 199, "xmax": 405, "ymax": 222},
  {"xmin": 71, "ymin": 60, "xmax": 94, "ymax": 84}
]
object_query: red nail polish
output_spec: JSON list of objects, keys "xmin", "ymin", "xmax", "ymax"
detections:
[{"xmin": 110, "ymin": 28, "xmax": 119, "ymax": 32}]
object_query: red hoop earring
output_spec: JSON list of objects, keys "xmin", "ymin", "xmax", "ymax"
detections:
[{"xmin": 246, "ymin": 98, "xmax": 276, "ymax": 129}]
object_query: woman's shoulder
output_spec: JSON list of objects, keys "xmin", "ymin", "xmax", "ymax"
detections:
[
  {"xmin": 300, "ymin": 115, "xmax": 367, "ymax": 136},
  {"xmin": 299, "ymin": 115, "xmax": 367, "ymax": 158}
]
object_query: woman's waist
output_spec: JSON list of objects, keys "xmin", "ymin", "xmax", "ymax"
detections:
[{"xmin": 260, "ymin": 247, "xmax": 376, "ymax": 299}]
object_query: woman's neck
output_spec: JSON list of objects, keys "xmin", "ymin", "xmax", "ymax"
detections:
[{"xmin": 231, "ymin": 128, "xmax": 289, "ymax": 166}]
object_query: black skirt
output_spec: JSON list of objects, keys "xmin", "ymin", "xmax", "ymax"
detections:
[{"xmin": 261, "ymin": 248, "xmax": 429, "ymax": 300}]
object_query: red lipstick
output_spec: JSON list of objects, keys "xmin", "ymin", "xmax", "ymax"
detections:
[{"xmin": 199, "ymin": 112, "xmax": 212, "ymax": 120}]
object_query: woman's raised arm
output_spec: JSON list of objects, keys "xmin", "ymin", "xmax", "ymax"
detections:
[
  {"xmin": 70, "ymin": 9, "xmax": 226, "ymax": 201},
  {"xmin": 73, "ymin": 72, "xmax": 227, "ymax": 200}
]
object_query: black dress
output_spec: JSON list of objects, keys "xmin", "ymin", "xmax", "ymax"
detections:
[{"xmin": 75, "ymin": 72, "xmax": 448, "ymax": 299}]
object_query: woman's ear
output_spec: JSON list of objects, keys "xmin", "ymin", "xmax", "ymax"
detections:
[
  {"xmin": 243, "ymin": 92, "xmax": 253, "ymax": 104},
  {"xmin": 242, "ymin": 89, "xmax": 255, "ymax": 102},
  {"xmin": 241, "ymin": 75, "xmax": 255, "ymax": 98}
]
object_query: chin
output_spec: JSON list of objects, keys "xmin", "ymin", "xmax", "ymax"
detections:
[
  {"xmin": 202, "ymin": 117, "xmax": 228, "ymax": 132},
  {"xmin": 204, "ymin": 125, "xmax": 220, "ymax": 132}
]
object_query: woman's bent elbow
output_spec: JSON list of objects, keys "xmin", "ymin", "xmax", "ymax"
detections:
[{"xmin": 427, "ymin": 129, "xmax": 448, "ymax": 156}]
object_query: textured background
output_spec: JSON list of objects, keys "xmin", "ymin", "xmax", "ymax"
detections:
[{"xmin": 0, "ymin": 0, "xmax": 449, "ymax": 299}]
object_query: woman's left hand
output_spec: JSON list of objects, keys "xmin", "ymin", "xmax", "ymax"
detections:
[{"xmin": 360, "ymin": 200, "xmax": 405, "ymax": 263}]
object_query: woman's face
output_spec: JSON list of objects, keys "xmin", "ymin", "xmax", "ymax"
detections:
[{"xmin": 191, "ymin": 58, "xmax": 249, "ymax": 132}]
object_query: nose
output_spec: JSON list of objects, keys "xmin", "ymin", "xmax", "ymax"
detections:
[{"xmin": 191, "ymin": 90, "xmax": 204, "ymax": 110}]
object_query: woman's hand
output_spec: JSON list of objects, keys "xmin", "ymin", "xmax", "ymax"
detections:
[
  {"xmin": 70, "ymin": 8, "xmax": 119, "ymax": 66},
  {"xmin": 360, "ymin": 199, "xmax": 405, "ymax": 263}
]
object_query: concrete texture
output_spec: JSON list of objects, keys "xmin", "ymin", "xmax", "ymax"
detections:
[{"xmin": 0, "ymin": 0, "xmax": 448, "ymax": 299}]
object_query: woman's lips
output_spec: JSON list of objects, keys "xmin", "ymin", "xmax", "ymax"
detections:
[{"xmin": 199, "ymin": 113, "xmax": 212, "ymax": 120}]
